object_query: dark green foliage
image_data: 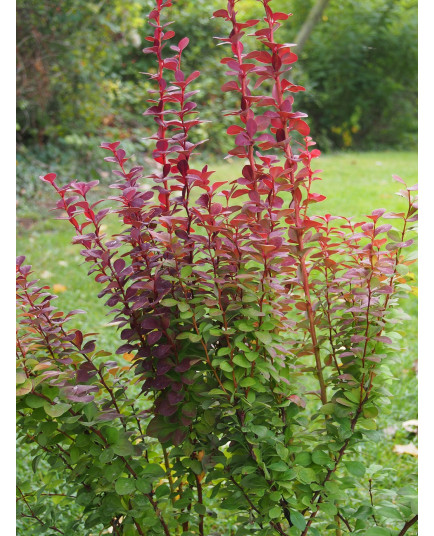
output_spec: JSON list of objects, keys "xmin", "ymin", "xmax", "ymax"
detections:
[
  {"xmin": 17, "ymin": 0, "xmax": 417, "ymax": 152},
  {"xmin": 288, "ymin": 0, "xmax": 417, "ymax": 150}
]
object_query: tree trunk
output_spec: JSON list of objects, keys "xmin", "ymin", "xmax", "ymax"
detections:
[{"xmin": 295, "ymin": 0, "xmax": 331, "ymax": 55}]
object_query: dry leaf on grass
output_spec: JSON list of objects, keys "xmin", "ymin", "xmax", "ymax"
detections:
[
  {"xmin": 402, "ymin": 419, "xmax": 418, "ymax": 434},
  {"xmin": 393, "ymin": 443, "xmax": 418, "ymax": 457},
  {"xmin": 53, "ymin": 283, "xmax": 67, "ymax": 293}
]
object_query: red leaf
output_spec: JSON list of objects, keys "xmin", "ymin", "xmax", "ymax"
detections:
[
  {"xmin": 186, "ymin": 70, "xmax": 200, "ymax": 84},
  {"xmin": 293, "ymin": 119, "xmax": 310, "ymax": 136},
  {"xmin": 227, "ymin": 125, "xmax": 244, "ymax": 135},
  {"xmin": 246, "ymin": 118, "xmax": 257, "ymax": 137},
  {"xmin": 213, "ymin": 9, "xmax": 228, "ymax": 18},
  {"xmin": 273, "ymin": 12, "xmax": 291, "ymax": 20},
  {"xmin": 39, "ymin": 173, "xmax": 57, "ymax": 185},
  {"xmin": 178, "ymin": 37, "xmax": 189, "ymax": 51},
  {"xmin": 163, "ymin": 30, "xmax": 175, "ymax": 40}
]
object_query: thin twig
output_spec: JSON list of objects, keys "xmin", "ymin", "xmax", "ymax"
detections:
[
  {"xmin": 398, "ymin": 515, "xmax": 418, "ymax": 536},
  {"xmin": 337, "ymin": 512, "xmax": 352, "ymax": 532},
  {"xmin": 18, "ymin": 487, "xmax": 64, "ymax": 534},
  {"xmin": 195, "ymin": 474, "xmax": 204, "ymax": 536},
  {"xmin": 368, "ymin": 479, "xmax": 378, "ymax": 524}
]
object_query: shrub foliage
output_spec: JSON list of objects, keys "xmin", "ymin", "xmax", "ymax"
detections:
[{"xmin": 17, "ymin": 1, "xmax": 417, "ymax": 534}]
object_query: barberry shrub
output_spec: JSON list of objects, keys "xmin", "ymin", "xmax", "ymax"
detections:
[{"xmin": 16, "ymin": 1, "xmax": 418, "ymax": 535}]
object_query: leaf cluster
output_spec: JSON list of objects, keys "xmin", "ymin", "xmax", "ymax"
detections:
[{"xmin": 17, "ymin": 1, "xmax": 418, "ymax": 535}]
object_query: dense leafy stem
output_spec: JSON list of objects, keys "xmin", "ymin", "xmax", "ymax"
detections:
[{"xmin": 17, "ymin": 1, "xmax": 417, "ymax": 535}]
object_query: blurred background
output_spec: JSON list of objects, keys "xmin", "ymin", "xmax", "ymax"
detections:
[{"xmin": 16, "ymin": 0, "xmax": 417, "ymax": 208}]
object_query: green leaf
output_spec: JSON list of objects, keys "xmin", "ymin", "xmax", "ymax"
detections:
[
  {"xmin": 269, "ymin": 491, "xmax": 282, "ymax": 502},
  {"xmin": 69, "ymin": 446, "xmax": 81, "ymax": 464},
  {"xmin": 194, "ymin": 503, "xmax": 206, "ymax": 515},
  {"xmin": 181, "ymin": 265, "xmax": 193, "ymax": 278},
  {"xmin": 16, "ymin": 379, "xmax": 32, "ymax": 397},
  {"xmin": 25, "ymin": 394, "xmax": 46, "ymax": 408},
  {"xmin": 220, "ymin": 361, "xmax": 233, "ymax": 372},
  {"xmin": 312, "ymin": 451, "xmax": 331, "ymax": 466},
  {"xmin": 187, "ymin": 333, "xmax": 202, "ymax": 343},
  {"xmin": 320, "ymin": 502, "xmax": 338, "ymax": 516},
  {"xmin": 276, "ymin": 444, "xmax": 289, "ymax": 461},
  {"xmin": 103, "ymin": 459, "xmax": 124, "ymax": 482},
  {"xmin": 364, "ymin": 528, "xmax": 391, "ymax": 536},
  {"xmin": 44, "ymin": 403, "xmax": 71, "ymax": 417},
  {"xmin": 161, "ymin": 298, "xmax": 178, "ymax": 307},
  {"xmin": 345, "ymin": 388, "xmax": 361, "ymax": 403},
  {"xmin": 388, "ymin": 230, "xmax": 401, "ymax": 242},
  {"xmin": 294, "ymin": 452, "xmax": 311, "ymax": 467},
  {"xmin": 32, "ymin": 454, "xmax": 42, "ymax": 473},
  {"xmin": 345, "ymin": 461, "xmax": 366, "ymax": 478},
  {"xmin": 143, "ymin": 464, "xmax": 166, "ymax": 478},
  {"xmin": 290, "ymin": 511, "xmax": 306, "ymax": 531},
  {"xmin": 115, "ymin": 478, "xmax": 136, "ymax": 495},
  {"xmin": 358, "ymin": 418, "xmax": 377, "ymax": 430},
  {"xmin": 155, "ymin": 484, "xmax": 171, "ymax": 498},
  {"xmin": 255, "ymin": 331, "xmax": 272, "ymax": 345},
  {"xmin": 377, "ymin": 507, "xmax": 403, "ymax": 521},
  {"xmin": 136, "ymin": 479, "xmax": 152, "ymax": 494},
  {"xmin": 240, "ymin": 474, "xmax": 268, "ymax": 490},
  {"xmin": 178, "ymin": 301, "xmax": 190, "ymax": 312},
  {"xmin": 250, "ymin": 425, "xmax": 269, "ymax": 438},
  {"xmin": 320, "ymin": 403, "xmax": 336, "ymax": 415},
  {"xmin": 336, "ymin": 397, "xmax": 354, "ymax": 407},
  {"xmin": 247, "ymin": 390, "xmax": 256, "ymax": 403},
  {"xmin": 207, "ymin": 389, "xmax": 227, "ymax": 396},
  {"xmin": 124, "ymin": 525, "xmax": 139, "ymax": 536},
  {"xmin": 233, "ymin": 354, "xmax": 251, "ymax": 368},
  {"xmin": 112, "ymin": 437, "xmax": 135, "ymax": 457},
  {"xmin": 99, "ymin": 448, "xmax": 114, "ymax": 464},
  {"xmin": 268, "ymin": 461, "xmax": 288, "ymax": 472},
  {"xmin": 269, "ymin": 506, "xmax": 281, "ymax": 519},
  {"xmin": 296, "ymin": 467, "xmax": 317, "ymax": 484},
  {"xmin": 240, "ymin": 376, "xmax": 256, "ymax": 388},
  {"xmin": 16, "ymin": 371, "xmax": 27, "ymax": 385},
  {"xmin": 363, "ymin": 406, "xmax": 379, "ymax": 419},
  {"xmin": 237, "ymin": 321, "xmax": 255, "ymax": 332},
  {"xmin": 104, "ymin": 427, "xmax": 120, "ymax": 445},
  {"xmin": 190, "ymin": 460, "xmax": 203, "ymax": 475}
]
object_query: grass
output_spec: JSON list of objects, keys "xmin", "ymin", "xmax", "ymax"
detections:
[
  {"xmin": 210, "ymin": 150, "xmax": 418, "ymax": 217},
  {"xmin": 17, "ymin": 149, "xmax": 418, "ymax": 533},
  {"xmin": 17, "ymin": 149, "xmax": 417, "ymax": 334}
]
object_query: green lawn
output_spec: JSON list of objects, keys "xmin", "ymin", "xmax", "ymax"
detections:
[
  {"xmin": 17, "ymin": 150, "xmax": 418, "ymax": 533},
  {"xmin": 210, "ymin": 150, "xmax": 418, "ymax": 218},
  {"xmin": 17, "ymin": 149, "xmax": 417, "ymax": 337}
]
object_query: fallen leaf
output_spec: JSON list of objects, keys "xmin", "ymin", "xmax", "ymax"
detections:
[
  {"xmin": 402, "ymin": 419, "xmax": 418, "ymax": 434},
  {"xmin": 393, "ymin": 443, "xmax": 418, "ymax": 457},
  {"xmin": 53, "ymin": 283, "xmax": 67, "ymax": 293},
  {"xmin": 41, "ymin": 270, "xmax": 52, "ymax": 279}
]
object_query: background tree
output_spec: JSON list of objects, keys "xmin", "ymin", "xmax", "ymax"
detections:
[
  {"xmin": 16, "ymin": 0, "xmax": 417, "ymax": 200},
  {"xmin": 295, "ymin": 0, "xmax": 331, "ymax": 54}
]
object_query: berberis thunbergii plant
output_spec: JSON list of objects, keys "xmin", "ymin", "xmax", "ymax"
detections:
[{"xmin": 16, "ymin": 1, "xmax": 418, "ymax": 534}]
